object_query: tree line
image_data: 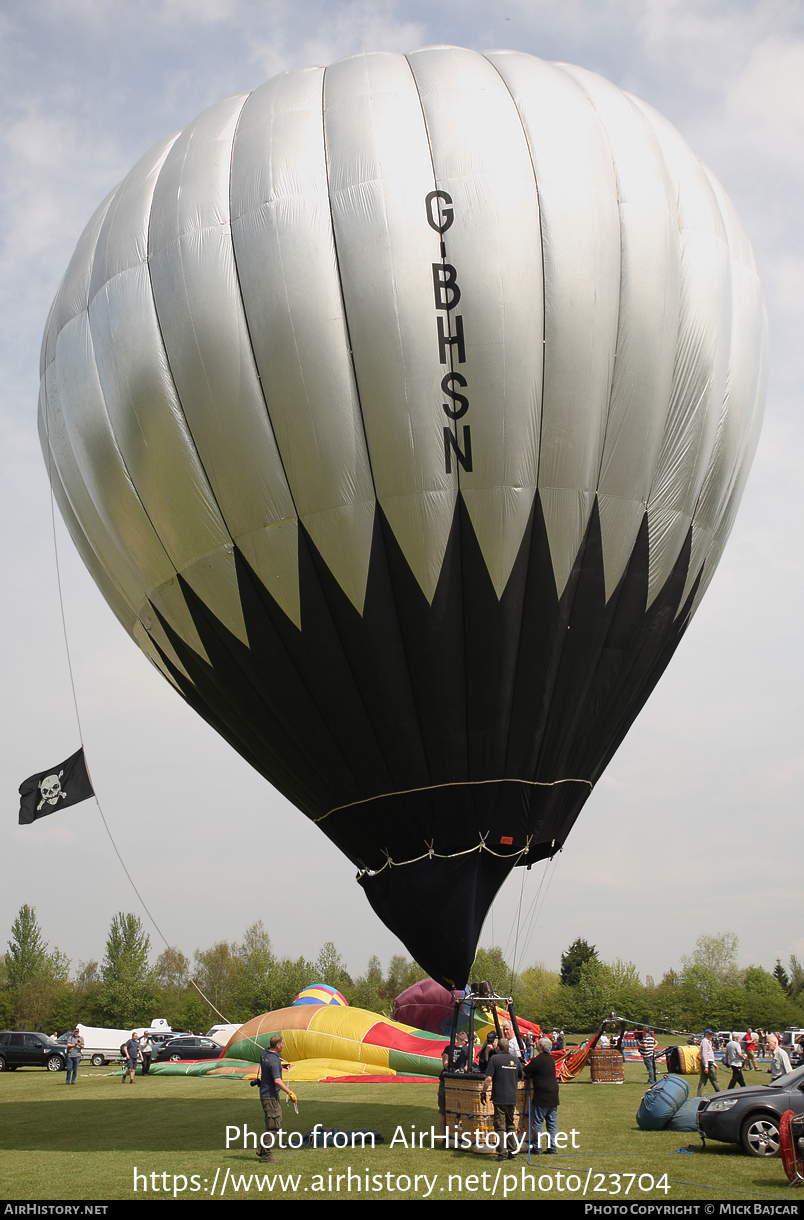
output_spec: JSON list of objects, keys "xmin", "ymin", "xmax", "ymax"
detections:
[
  {"xmin": 0, "ymin": 905, "xmax": 427, "ymax": 1032},
  {"xmin": 518, "ymin": 934, "xmax": 804, "ymax": 1033},
  {"xmin": 2, "ymin": 906, "xmax": 803, "ymax": 1036}
]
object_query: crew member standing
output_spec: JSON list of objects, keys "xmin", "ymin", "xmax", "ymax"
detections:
[
  {"xmin": 637, "ymin": 1027, "xmax": 658, "ymax": 1086},
  {"xmin": 484, "ymin": 1037, "xmax": 523, "ymax": 1161},
  {"xmin": 725, "ymin": 1033, "xmax": 746, "ymax": 1089},
  {"xmin": 65, "ymin": 1027, "xmax": 84, "ymax": 1085},
  {"xmin": 438, "ymin": 1030, "xmax": 471, "ymax": 1141},
  {"xmin": 256, "ymin": 1035, "xmax": 297, "ymax": 1163},
  {"xmin": 697, "ymin": 1029, "xmax": 720, "ymax": 1096},
  {"xmin": 122, "ymin": 1032, "xmax": 142, "ymax": 1084},
  {"xmin": 524, "ymin": 1037, "xmax": 560, "ymax": 1152}
]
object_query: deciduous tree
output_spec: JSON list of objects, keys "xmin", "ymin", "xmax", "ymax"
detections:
[
  {"xmin": 384, "ymin": 955, "xmax": 427, "ymax": 1000},
  {"xmin": 156, "ymin": 947, "xmax": 190, "ymax": 991},
  {"xmin": 97, "ymin": 912, "xmax": 159, "ymax": 1027},
  {"xmin": 314, "ymin": 942, "xmax": 351, "ymax": 990},
  {"xmin": 681, "ymin": 932, "xmax": 739, "ymax": 986},
  {"xmin": 348, "ymin": 955, "xmax": 385, "ymax": 1014},
  {"xmin": 471, "ymin": 946, "xmax": 517, "ymax": 998},
  {"xmin": 518, "ymin": 962, "xmax": 562, "ymax": 1025},
  {"xmin": 193, "ymin": 941, "xmax": 245, "ymax": 1024}
]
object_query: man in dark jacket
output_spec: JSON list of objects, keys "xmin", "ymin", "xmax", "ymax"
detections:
[
  {"xmin": 484, "ymin": 1038, "xmax": 523, "ymax": 1160},
  {"xmin": 524, "ymin": 1037, "xmax": 560, "ymax": 1152}
]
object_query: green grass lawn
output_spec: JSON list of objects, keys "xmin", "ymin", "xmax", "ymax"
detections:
[{"xmin": 0, "ymin": 1060, "xmax": 797, "ymax": 1202}]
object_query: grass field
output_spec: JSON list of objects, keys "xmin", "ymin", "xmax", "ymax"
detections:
[{"xmin": 0, "ymin": 1060, "xmax": 797, "ymax": 1202}]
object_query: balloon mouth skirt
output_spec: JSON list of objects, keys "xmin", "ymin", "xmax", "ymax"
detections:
[{"xmin": 350, "ymin": 777, "xmax": 591, "ymax": 988}]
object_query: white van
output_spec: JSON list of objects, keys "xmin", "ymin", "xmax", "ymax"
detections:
[
  {"xmin": 206, "ymin": 1024, "xmax": 242, "ymax": 1048},
  {"xmin": 781, "ymin": 1028, "xmax": 804, "ymax": 1064},
  {"xmin": 54, "ymin": 1025, "xmax": 133, "ymax": 1067}
]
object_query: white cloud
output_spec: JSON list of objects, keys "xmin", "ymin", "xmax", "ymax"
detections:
[
  {"xmin": 725, "ymin": 38, "xmax": 804, "ymax": 156},
  {"xmin": 248, "ymin": 0, "xmax": 427, "ymax": 79},
  {"xmin": 35, "ymin": 0, "xmax": 239, "ymax": 29},
  {"xmin": 0, "ymin": 112, "xmax": 120, "ymax": 264}
]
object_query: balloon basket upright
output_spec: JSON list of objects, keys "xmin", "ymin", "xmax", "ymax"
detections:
[
  {"xmin": 587, "ymin": 1012, "xmax": 634, "ymax": 1082},
  {"xmin": 442, "ymin": 982, "xmax": 529, "ymax": 1154},
  {"xmin": 589, "ymin": 1048, "xmax": 625, "ymax": 1083},
  {"xmin": 443, "ymin": 1075, "xmax": 528, "ymax": 1154}
]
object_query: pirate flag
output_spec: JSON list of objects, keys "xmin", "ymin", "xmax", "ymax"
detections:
[{"xmin": 18, "ymin": 748, "xmax": 94, "ymax": 825}]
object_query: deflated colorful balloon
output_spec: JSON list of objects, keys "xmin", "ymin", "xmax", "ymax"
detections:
[
  {"xmin": 149, "ymin": 1003, "xmax": 578, "ymax": 1083},
  {"xmin": 40, "ymin": 48, "xmax": 766, "ymax": 987},
  {"xmin": 225, "ymin": 1005, "xmax": 447, "ymax": 1079}
]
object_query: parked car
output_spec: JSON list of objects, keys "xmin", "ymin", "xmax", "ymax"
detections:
[
  {"xmin": 697, "ymin": 1063, "xmax": 804, "ymax": 1156},
  {"xmin": 0, "ymin": 1031, "xmax": 66, "ymax": 1072},
  {"xmin": 716, "ymin": 1030, "xmax": 746, "ymax": 1046},
  {"xmin": 154, "ymin": 1036, "xmax": 223, "ymax": 1063},
  {"xmin": 150, "ymin": 1032, "xmax": 185, "ymax": 1055},
  {"xmin": 781, "ymin": 1029, "xmax": 804, "ymax": 1066}
]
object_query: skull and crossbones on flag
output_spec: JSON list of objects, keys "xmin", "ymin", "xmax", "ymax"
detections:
[{"xmin": 18, "ymin": 748, "xmax": 94, "ymax": 824}]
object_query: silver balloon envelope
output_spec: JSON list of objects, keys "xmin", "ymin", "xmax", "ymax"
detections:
[{"xmin": 40, "ymin": 48, "xmax": 766, "ymax": 987}]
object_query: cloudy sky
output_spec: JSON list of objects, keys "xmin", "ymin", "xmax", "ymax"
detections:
[{"xmin": 1, "ymin": 0, "xmax": 801, "ymax": 991}]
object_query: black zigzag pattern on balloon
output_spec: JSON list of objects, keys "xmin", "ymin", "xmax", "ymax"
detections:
[{"xmin": 146, "ymin": 492, "xmax": 699, "ymax": 985}]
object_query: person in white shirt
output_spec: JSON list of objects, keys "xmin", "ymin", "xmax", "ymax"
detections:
[
  {"xmin": 637, "ymin": 1027, "xmax": 658, "ymax": 1086},
  {"xmin": 697, "ymin": 1029, "xmax": 720, "ymax": 1096},
  {"xmin": 725, "ymin": 1034, "xmax": 746, "ymax": 1089},
  {"xmin": 502, "ymin": 1023, "xmax": 522, "ymax": 1059},
  {"xmin": 770, "ymin": 1042, "xmax": 792, "ymax": 1081}
]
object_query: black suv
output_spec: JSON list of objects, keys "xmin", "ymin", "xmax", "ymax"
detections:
[{"xmin": 0, "ymin": 1031, "xmax": 67, "ymax": 1072}]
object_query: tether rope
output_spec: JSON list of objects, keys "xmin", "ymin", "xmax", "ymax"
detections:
[{"xmin": 514, "ymin": 855, "xmax": 561, "ymax": 978}]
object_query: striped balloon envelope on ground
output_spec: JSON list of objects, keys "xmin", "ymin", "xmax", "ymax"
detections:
[{"xmin": 40, "ymin": 48, "xmax": 766, "ymax": 988}]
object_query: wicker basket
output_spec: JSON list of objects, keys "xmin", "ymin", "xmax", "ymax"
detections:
[
  {"xmin": 589, "ymin": 1047, "xmax": 624, "ymax": 1083},
  {"xmin": 443, "ymin": 1074, "xmax": 528, "ymax": 1152}
]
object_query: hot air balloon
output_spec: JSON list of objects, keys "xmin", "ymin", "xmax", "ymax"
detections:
[{"xmin": 39, "ymin": 48, "xmax": 766, "ymax": 989}]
